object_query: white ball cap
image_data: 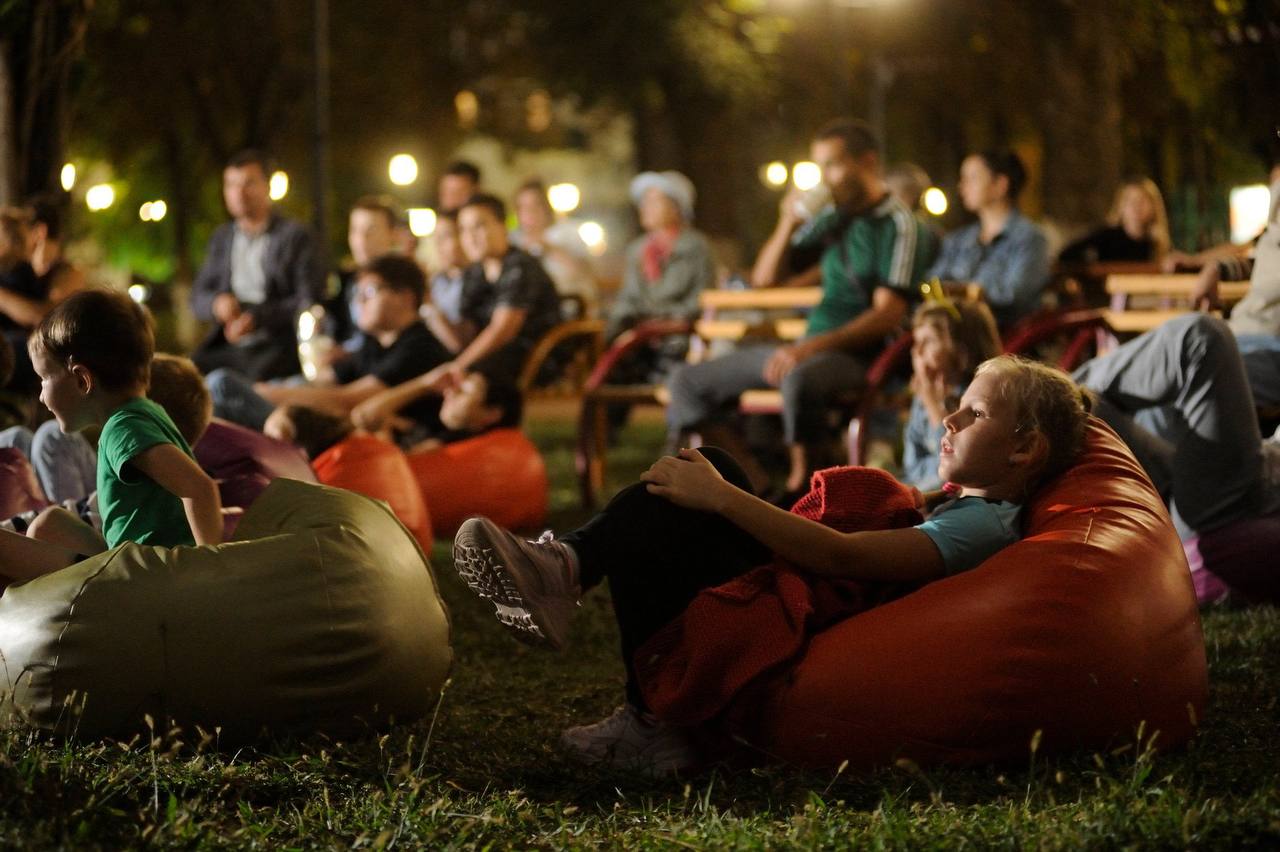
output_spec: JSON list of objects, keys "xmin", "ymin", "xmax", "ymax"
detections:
[{"xmin": 629, "ymin": 170, "xmax": 696, "ymax": 221}]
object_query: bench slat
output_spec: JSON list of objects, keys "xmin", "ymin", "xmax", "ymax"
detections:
[{"xmin": 698, "ymin": 287, "xmax": 823, "ymax": 309}]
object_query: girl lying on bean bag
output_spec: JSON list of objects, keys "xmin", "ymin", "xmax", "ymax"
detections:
[{"xmin": 452, "ymin": 355, "xmax": 1206, "ymax": 774}]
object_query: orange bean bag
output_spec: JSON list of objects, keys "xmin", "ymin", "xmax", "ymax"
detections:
[
  {"xmin": 405, "ymin": 428, "xmax": 548, "ymax": 537},
  {"xmin": 311, "ymin": 434, "xmax": 433, "ymax": 551},
  {"xmin": 733, "ymin": 419, "xmax": 1207, "ymax": 769}
]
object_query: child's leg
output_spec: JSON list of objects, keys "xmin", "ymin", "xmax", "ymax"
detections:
[
  {"xmin": 0, "ymin": 526, "xmax": 81, "ymax": 584},
  {"xmin": 27, "ymin": 506, "xmax": 107, "ymax": 558},
  {"xmin": 0, "ymin": 425, "xmax": 34, "ymax": 457},
  {"xmin": 559, "ymin": 446, "xmax": 774, "ymax": 709}
]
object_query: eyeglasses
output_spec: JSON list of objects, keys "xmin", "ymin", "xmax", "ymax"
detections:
[{"xmin": 354, "ymin": 283, "xmax": 389, "ymax": 301}]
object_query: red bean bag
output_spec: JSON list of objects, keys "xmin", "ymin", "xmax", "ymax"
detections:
[
  {"xmin": 311, "ymin": 434, "xmax": 434, "ymax": 551},
  {"xmin": 405, "ymin": 428, "xmax": 548, "ymax": 537},
  {"xmin": 0, "ymin": 448, "xmax": 47, "ymax": 519},
  {"xmin": 733, "ymin": 419, "xmax": 1207, "ymax": 769}
]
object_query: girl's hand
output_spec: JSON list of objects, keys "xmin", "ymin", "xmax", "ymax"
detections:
[
  {"xmin": 911, "ymin": 362, "xmax": 950, "ymax": 426},
  {"xmin": 640, "ymin": 448, "xmax": 730, "ymax": 513}
]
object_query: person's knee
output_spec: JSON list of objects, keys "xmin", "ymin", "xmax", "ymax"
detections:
[
  {"xmin": 204, "ymin": 368, "xmax": 234, "ymax": 395},
  {"xmin": 0, "ymin": 425, "xmax": 33, "ymax": 454},
  {"xmin": 664, "ymin": 363, "xmax": 705, "ymax": 426},
  {"xmin": 1181, "ymin": 312, "xmax": 1233, "ymax": 350},
  {"xmin": 691, "ymin": 446, "xmax": 754, "ymax": 492},
  {"xmin": 27, "ymin": 506, "xmax": 78, "ymax": 543}
]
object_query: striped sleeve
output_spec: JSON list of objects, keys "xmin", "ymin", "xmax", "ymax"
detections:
[{"xmin": 884, "ymin": 201, "xmax": 920, "ymax": 293}]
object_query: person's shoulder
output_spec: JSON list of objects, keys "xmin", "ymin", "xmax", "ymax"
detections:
[
  {"xmin": 207, "ymin": 220, "xmax": 237, "ymax": 244},
  {"xmin": 943, "ymin": 220, "xmax": 981, "ymax": 243},
  {"xmin": 940, "ymin": 496, "xmax": 1022, "ymax": 530},
  {"xmin": 104, "ymin": 397, "xmax": 178, "ymax": 437},
  {"xmin": 674, "ymin": 228, "xmax": 713, "ymax": 253},
  {"xmin": 1007, "ymin": 210, "xmax": 1048, "ymax": 242},
  {"xmin": 392, "ymin": 319, "xmax": 432, "ymax": 345},
  {"xmin": 508, "ymin": 248, "xmax": 556, "ymax": 286},
  {"xmin": 122, "ymin": 397, "xmax": 173, "ymax": 423},
  {"xmin": 269, "ymin": 214, "xmax": 317, "ymax": 241}
]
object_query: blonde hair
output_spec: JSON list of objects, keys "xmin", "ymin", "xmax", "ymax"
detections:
[
  {"xmin": 912, "ymin": 300, "xmax": 1002, "ymax": 382},
  {"xmin": 1108, "ymin": 178, "xmax": 1170, "ymax": 261},
  {"xmin": 974, "ymin": 355, "xmax": 1093, "ymax": 487}
]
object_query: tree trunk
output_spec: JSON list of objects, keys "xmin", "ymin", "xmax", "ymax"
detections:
[
  {"xmin": 0, "ymin": 40, "xmax": 16, "ymax": 206},
  {"xmin": 1038, "ymin": 3, "xmax": 1125, "ymax": 227}
]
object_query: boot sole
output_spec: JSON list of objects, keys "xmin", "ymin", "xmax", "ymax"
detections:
[{"xmin": 453, "ymin": 518, "xmax": 561, "ymax": 649}]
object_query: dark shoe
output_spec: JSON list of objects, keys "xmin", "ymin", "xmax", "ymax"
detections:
[{"xmin": 452, "ymin": 518, "xmax": 582, "ymax": 650}]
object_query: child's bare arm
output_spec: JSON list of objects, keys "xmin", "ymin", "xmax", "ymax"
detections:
[
  {"xmin": 642, "ymin": 449, "xmax": 946, "ymax": 583},
  {"xmin": 131, "ymin": 444, "xmax": 223, "ymax": 545}
]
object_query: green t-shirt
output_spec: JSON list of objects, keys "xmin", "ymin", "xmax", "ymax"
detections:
[
  {"xmin": 793, "ymin": 195, "xmax": 937, "ymax": 337},
  {"xmin": 97, "ymin": 397, "xmax": 196, "ymax": 548}
]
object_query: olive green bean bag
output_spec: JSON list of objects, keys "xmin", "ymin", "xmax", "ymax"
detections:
[{"xmin": 0, "ymin": 478, "xmax": 451, "ymax": 742}]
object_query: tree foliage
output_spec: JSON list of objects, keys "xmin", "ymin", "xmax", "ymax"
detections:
[{"xmin": 48, "ymin": 0, "xmax": 1280, "ymax": 281}]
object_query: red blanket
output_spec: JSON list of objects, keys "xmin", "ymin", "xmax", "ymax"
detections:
[{"xmin": 633, "ymin": 466, "xmax": 923, "ymax": 726}]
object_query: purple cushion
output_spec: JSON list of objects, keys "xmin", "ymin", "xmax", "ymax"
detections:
[
  {"xmin": 1193, "ymin": 511, "xmax": 1280, "ymax": 604},
  {"xmin": 194, "ymin": 418, "xmax": 316, "ymax": 511},
  {"xmin": 1181, "ymin": 537, "xmax": 1232, "ymax": 606}
]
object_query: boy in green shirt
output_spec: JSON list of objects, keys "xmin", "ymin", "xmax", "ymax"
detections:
[{"xmin": 0, "ymin": 290, "xmax": 221, "ymax": 585}]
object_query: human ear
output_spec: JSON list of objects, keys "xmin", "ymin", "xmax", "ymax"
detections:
[
  {"xmin": 1008, "ymin": 431, "xmax": 1047, "ymax": 467},
  {"xmin": 68, "ymin": 363, "xmax": 93, "ymax": 395}
]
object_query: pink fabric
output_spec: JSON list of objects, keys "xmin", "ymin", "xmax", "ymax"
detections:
[
  {"xmin": 194, "ymin": 418, "xmax": 316, "ymax": 511},
  {"xmin": 1192, "ymin": 511, "xmax": 1280, "ymax": 604},
  {"xmin": 640, "ymin": 228, "xmax": 680, "ymax": 282},
  {"xmin": 1181, "ymin": 536, "xmax": 1232, "ymax": 605}
]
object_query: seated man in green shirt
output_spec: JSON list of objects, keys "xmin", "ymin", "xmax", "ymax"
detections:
[{"xmin": 666, "ymin": 118, "xmax": 937, "ymax": 500}]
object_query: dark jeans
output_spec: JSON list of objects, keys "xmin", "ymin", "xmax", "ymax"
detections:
[
  {"xmin": 192, "ymin": 327, "xmax": 301, "ymax": 382},
  {"xmin": 560, "ymin": 447, "xmax": 773, "ymax": 709}
]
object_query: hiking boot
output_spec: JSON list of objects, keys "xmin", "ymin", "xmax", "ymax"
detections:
[
  {"xmin": 453, "ymin": 518, "xmax": 581, "ymax": 650},
  {"xmin": 560, "ymin": 704, "xmax": 698, "ymax": 775}
]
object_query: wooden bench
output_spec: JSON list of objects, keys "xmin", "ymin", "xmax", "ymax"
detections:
[
  {"xmin": 1102, "ymin": 273, "xmax": 1249, "ymax": 339},
  {"xmin": 575, "ymin": 286, "xmax": 822, "ymax": 507}
]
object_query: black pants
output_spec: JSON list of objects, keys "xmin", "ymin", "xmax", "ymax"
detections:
[
  {"xmin": 560, "ymin": 447, "xmax": 773, "ymax": 710},
  {"xmin": 192, "ymin": 327, "xmax": 301, "ymax": 382}
]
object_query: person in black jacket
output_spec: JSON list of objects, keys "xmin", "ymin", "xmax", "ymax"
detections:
[{"xmin": 190, "ymin": 150, "xmax": 325, "ymax": 381}]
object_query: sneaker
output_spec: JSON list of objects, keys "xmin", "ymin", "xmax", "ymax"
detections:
[
  {"xmin": 560, "ymin": 704, "xmax": 698, "ymax": 775},
  {"xmin": 452, "ymin": 517, "xmax": 581, "ymax": 650}
]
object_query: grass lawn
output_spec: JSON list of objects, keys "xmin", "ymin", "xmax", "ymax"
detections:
[{"xmin": 2, "ymin": 408, "xmax": 1278, "ymax": 848}]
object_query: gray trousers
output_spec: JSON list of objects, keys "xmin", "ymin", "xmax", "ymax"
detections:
[
  {"xmin": 1073, "ymin": 314, "xmax": 1279, "ymax": 539},
  {"xmin": 665, "ymin": 343, "xmax": 867, "ymax": 445},
  {"xmin": 0, "ymin": 419, "xmax": 97, "ymax": 504}
]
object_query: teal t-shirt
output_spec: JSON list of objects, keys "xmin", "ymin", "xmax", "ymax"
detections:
[
  {"xmin": 792, "ymin": 195, "xmax": 937, "ymax": 337},
  {"xmin": 97, "ymin": 397, "xmax": 196, "ymax": 548},
  {"xmin": 915, "ymin": 496, "xmax": 1022, "ymax": 575}
]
